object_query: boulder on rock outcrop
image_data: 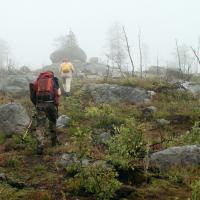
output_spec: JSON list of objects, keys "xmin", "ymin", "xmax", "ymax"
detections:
[
  {"xmin": 150, "ymin": 145, "xmax": 200, "ymax": 171},
  {"xmin": 83, "ymin": 84, "xmax": 152, "ymax": 104},
  {"xmin": 56, "ymin": 115, "xmax": 70, "ymax": 128},
  {"xmin": 0, "ymin": 103, "xmax": 30, "ymax": 137}
]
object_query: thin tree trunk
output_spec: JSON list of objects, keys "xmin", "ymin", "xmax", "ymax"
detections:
[
  {"xmin": 156, "ymin": 53, "xmax": 159, "ymax": 76},
  {"xmin": 175, "ymin": 39, "xmax": 182, "ymax": 72},
  {"xmin": 138, "ymin": 30, "xmax": 143, "ymax": 79},
  {"xmin": 122, "ymin": 26, "xmax": 135, "ymax": 76},
  {"xmin": 105, "ymin": 61, "xmax": 110, "ymax": 82}
]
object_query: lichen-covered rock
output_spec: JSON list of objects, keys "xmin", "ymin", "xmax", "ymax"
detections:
[
  {"xmin": 150, "ymin": 145, "xmax": 200, "ymax": 170},
  {"xmin": 0, "ymin": 103, "xmax": 30, "ymax": 137},
  {"xmin": 83, "ymin": 84, "xmax": 152, "ymax": 104}
]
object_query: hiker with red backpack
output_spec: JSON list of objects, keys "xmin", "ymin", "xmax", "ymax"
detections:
[
  {"xmin": 60, "ymin": 58, "xmax": 74, "ymax": 97},
  {"xmin": 30, "ymin": 71, "xmax": 61, "ymax": 155}
]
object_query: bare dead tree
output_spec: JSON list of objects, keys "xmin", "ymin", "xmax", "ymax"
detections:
[
  {"xmin": 138, "ymin": 30, "xmax": 143, "ymax": 79},
  {"xmin": 106, "ymin": 23, "xmax": 127, "ymax": 79},
  {"xmin": 175, "ymin": 39, "xmax": 182, "ymax": 72},
  {"xmin": 122, "ymin": 26, "xmax": 135, "ymax": 76},
  {"xmin": 191, "ymin": 46, "xmax": 200, "ymax": 65}
]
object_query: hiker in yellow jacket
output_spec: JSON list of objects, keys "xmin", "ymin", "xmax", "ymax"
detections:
[{"xmin": 60, "ymin": 59, "xmax": 74, "ymax": 97}]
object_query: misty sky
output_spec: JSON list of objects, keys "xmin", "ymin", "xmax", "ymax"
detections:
[{"xmin": 0, "ymin": 0, "xmax": 200, "ymax": 69}]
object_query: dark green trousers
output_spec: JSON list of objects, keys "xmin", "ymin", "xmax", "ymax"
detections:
[{"xmin": 35, "ymin": 103, "xmax": 58, "ymax": 147}]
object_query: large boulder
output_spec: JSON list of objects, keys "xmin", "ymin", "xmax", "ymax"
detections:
[
  {"xmin": 0, "ymin": 74, "xmax": 37, "ymax": 97},
  {"xmin": 83, "ymin": 84, "xmax": 152, "ymax": 104},
  {"xmin": 150, "ymin": 145, "xmax": 200, "ymax": 171},
  {"xmin": 0, "ymin": 103, "xmax": 30, "ymax": 137}
]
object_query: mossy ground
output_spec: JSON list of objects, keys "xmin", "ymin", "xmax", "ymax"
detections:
[{"xmin": 0, "ymin": 77, "xmax": 200, "ymax": 199}]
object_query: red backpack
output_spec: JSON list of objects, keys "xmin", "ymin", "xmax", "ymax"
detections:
[{"xmin": 35, "ymin": 71, "xmax": 55, "ymax": 103}]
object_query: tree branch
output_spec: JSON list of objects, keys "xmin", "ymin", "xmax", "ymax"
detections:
[{"xmin": 191, "ymin": 46, "xmax": 200, "ymax": 65}]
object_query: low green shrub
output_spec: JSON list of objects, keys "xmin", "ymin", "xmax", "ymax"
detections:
[
  {"xmin": 167, "ymin": 168, "xmax": 184, "ymax": 184},
  {"xmin": 6, "ymin": 158, "xmax": 19, "ymax": 168},
  {"xmin": 85, "ymin": 104, "xmax": 125, "ymax": 131},
  {"xmin": 0, "ymin": 133, "xmax": 5, "ymax": 144},
  {"xmin": 34, "ymin": 164, "xmax": 46, "ymax": 173},
  {"xmin": 72, "ymin": 127, "xmax": 92, "ymax": 160},
  {"xmin": 77, "ymin": 163, "xmax": 121, "ymax": 200},
  {"xmin": 191, "ymin": 178, "xmax": 200, "ymax": 200},
  {"xmin": 180, "ymin": 122, "xmax": 200, "ymax": 145},
  {"xmin": 106, "ymin": 119, "xmax": 146, "ymax": 169}
]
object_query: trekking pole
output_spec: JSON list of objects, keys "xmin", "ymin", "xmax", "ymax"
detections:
[{"xmin": 22, "ymin": 119, "xmax": 33, "ymax": 141}]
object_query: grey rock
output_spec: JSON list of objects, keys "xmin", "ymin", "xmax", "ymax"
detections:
[
  {"xmin": 56, "ymin": 115, "xmax": 70, "ymax": 128},
  {"xmin": 0, "ymin": 74, "xmax": 37, "ymax": 97},
  {"xmin": 156, "ymin": 118, "xmax": 170, "ymax": 126},
  {"xmin": 60, "ymin": 153, "xmax": 104, "ymax": 169},
  {"xmin": 86, "ymin": 75, "xmax": 102, "ymax": 80},
  {"xmin": 60, "ymin": 153, "xmax": 78, "ymax": 168},
  {"xmin": 182, "ymin": 82, "xmax": 200, "ymax": 97},
  {"xmin": 97, "ymin": 132, "xmax": 111, "ymax": 144},
  {"xmin": 75, "ymin": 71, "xmax": 86, "ymax": 79},
  {"xmin": 60, "ymin": 153, "xmax": 92, "ymax": 168},
  {"xmin": 150, "ymin": 145, "xmax": 200, "ymax": 171},
  {"xmin": 0, "ymin": 173, "xmax": 6, "ymax": 182},
  {"xmin": 148, "ymin": 90, "xmax": 156, "ymax": 97},
  {"xmin": 0, "ymin": 103, "xmax": 30, "ymax": 137},
  {"xmin": 83, "ymin": 83, "xmax": 151, "ymax": 105},
  {"xmin": 143, "ymin": 106, "xmax": 157, "ymax": 114}
]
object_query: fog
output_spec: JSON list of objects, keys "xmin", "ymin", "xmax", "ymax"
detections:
[{"xmin": 0, "ymin": 0, "xmax": 200, "ymax": 69}]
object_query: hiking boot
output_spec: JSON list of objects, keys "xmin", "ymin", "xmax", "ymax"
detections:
[
  {"xmin": 51, "ymin": 136, "xmax": 61, "ymax": 147},
  {"xmin": 37, "ymin": 146, "xmax": 44, "ymax": 155}
]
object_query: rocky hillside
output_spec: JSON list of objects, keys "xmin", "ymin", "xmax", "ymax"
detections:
[{"xmin": 0, "ymin": 77, "xmax": 200, "ymax": 200}]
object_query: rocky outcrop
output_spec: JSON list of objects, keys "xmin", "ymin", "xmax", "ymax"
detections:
[
  {"xmin": 0, "ymin": 74, "xmax": 37, "ymax": 97},
  {"xmin": 150, "ymin": 145, "xmax": 200, "ymax": 170},
  {"xmin": 0, "ymin": 103, "xmax": 30, "ymax": 137},
  {"xmin": 182, "ymin": 82, "xmax": 200, "ymax": 97},
  {"xmin": 83, "ymin": 84, "xmax": 153, "ymax": 105}
]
